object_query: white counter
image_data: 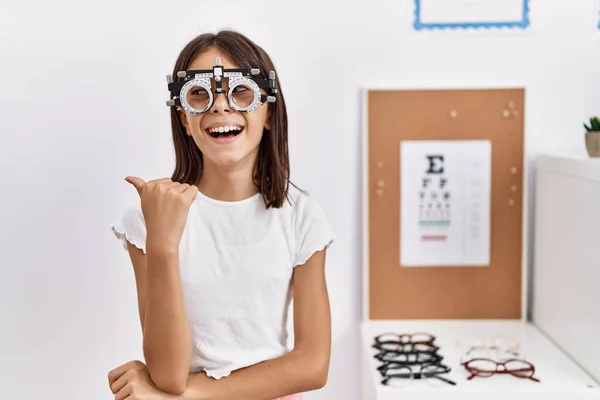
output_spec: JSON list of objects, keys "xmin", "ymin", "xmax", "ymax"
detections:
[{"xmin": 361, "ymin": 319, "xmax": 600, "ymax": 400}]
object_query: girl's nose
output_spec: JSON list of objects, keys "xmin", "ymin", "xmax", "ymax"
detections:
[{"xmin": 210, "ymin": 92, "xmax": 231, "ymax": 114}]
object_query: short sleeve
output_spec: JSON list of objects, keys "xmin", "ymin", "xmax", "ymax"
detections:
[
  {"xmin": 109, "ymin": 205, "xmax": 147, "ymax": 253},
  {"xmin": 293, "ymin": 194, "xmax": 336, "ymax": 267}
]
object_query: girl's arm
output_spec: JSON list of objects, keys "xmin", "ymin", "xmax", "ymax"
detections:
[
  {"xmin": 126, "ymin": 242, "xmax": 147, "ymax": 332},
  {"xmin": 180, "ymin": 248, "xmax": 331, "ymax": 400},
  {"xmin": 126, "ymin": 242, "xmax": 191, "ymax": 395}
]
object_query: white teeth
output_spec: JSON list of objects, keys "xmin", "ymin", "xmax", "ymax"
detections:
[{"xmin": 208, "ymin": 125, "xmax": 242, "ymax": 133}]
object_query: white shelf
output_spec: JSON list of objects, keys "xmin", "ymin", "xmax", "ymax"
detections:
[
  {"xmin": 536, "ymin": 150, "xmax": 600, "ymax": 182},
  {"xmin": 532, "ymin": 152, "xmax": 600, "ymax": 384},
  {"xmin": 361, "ymin": 320, "xmax": 600, "ymax": 400}
]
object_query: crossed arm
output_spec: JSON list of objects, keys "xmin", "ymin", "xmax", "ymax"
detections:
[{"xmin": 114, "ymin": 241, "xmax": 331, "ymax": 399}]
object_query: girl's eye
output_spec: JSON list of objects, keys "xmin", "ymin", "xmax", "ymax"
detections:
[{"xmin": 233, "ymin": 86, "xmax": 248, "ymax": 93}]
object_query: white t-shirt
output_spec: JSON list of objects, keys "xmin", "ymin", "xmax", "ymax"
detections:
[{"xmin": 110, "ymin": 185, "xmax": 335, "ymax": 379}]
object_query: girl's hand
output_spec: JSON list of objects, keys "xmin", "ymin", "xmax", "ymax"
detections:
[
  {"xmin": 108, "ymin": 360, "xmax": 178, "ymax": 400},
  {"xmin": 125, "ymin": 176, "xmax": 199, "ymax": 253}
]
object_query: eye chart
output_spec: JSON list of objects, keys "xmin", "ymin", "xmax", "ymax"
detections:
[{"xmin": 400, "ymin": 140, "xmax": 491, "ymax": 267}]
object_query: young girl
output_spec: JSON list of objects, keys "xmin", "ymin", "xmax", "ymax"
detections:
[{"xmin": 107, "ymin": 30, "xmax": 335, "ymax": 400}]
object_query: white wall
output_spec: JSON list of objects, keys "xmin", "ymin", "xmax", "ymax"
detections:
[{"xmin": 1, "ymin": 1, "xmax": 600, "ymax": 399}]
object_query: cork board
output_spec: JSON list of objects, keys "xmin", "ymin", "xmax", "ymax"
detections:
[{"xmin": 364, "ymin": 88, "xmax": 524, "ymax": 320}]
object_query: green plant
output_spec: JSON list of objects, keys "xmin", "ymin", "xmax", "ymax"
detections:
[{"xmin": 584, "ymin": 116, "xmax": 600, "ymax": 132}]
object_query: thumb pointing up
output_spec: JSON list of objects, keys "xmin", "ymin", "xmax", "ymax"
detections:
[{"xmin": 125, "ymin": 176, "xmax": 146, "ymax": 196}]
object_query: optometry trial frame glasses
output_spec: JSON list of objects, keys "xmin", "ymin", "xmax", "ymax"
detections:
[{"xmin": 165, "ymin": 56, "xmax": 278, "ymax": 115}]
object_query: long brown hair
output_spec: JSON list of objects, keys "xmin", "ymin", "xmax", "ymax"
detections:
[{"xmin": 168, "ymin": 30, "xmax": 294, "ymax": 208}]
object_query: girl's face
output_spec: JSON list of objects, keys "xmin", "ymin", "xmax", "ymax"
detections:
[{"xmin": 179, "ymin": 47, "xmax": 270, "ymax": 171}]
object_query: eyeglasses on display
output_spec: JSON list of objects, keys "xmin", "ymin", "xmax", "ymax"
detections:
[{"xmin": 462, "ymin": 358, "xmax": 540, "ymax": 382}]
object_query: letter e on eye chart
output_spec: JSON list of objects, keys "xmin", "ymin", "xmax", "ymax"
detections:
[{"xmin": 399, "ymin": 140, "xmax": 491, "ymax": 267}]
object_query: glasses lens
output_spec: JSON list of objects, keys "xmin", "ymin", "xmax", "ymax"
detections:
[
  {"xmin": 493, "ymin": 348, "xmax": 521, "ymax": 362},
  {"xmin": 412, "ymin": 332, "xmax": 434, "ymax": 344},
  {"xmin": 383, "ymin": 352, "xmax": 409, "ymax": 363},
  {"xmin": 377, "ymin": 342, "xmax": 402, "ymax": 352},
  {"xmin": 413, "ymin": 343, "xmax": 437, "ymax": 353},
  {"xmin": 185, "ymin": 84, "xmax": 211, "ymax": 112},
  {"xmin": 422, "ymin": 352, "xmax": 442, "ymax": 363},
  {"xmin": 466, "ymin": 359, "xmax": 497, "ymax": 377},
  {"xmin": 461, "ymin": 347, "xmax": 490, "ymax": 364},
  {"xmin": 186, "ymin": 85, "xmax": 211, "ymax": 112},
  {"xmin": 375, "ymin": 333, "xmax": 399, "ymax": 343},
  {"xmin": 230, "ymin": 83, "xmax": 256, "ymax": 109},
  {"xmin": 421, "ymin": 364, "xmax": 445, "ymax": 387},
  {"xmin": 379, "ymin": 361, "xmax": 406, "ymax": 374},
  {"xmin": 383, "ymin": 365, "xmax": 413, "ymax": 388},
  {"xmin": 505, "ymin": 360, "xmax": 535, "ymax": 379}
]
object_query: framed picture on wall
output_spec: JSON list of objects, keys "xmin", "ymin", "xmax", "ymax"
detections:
[
  {"xmin": 597, "ymin": 0, "xmax": 600, "ymax": 31},
  {"xmin": 413, "ymin": 0, "xmax": 530, "ymax": 31}
]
